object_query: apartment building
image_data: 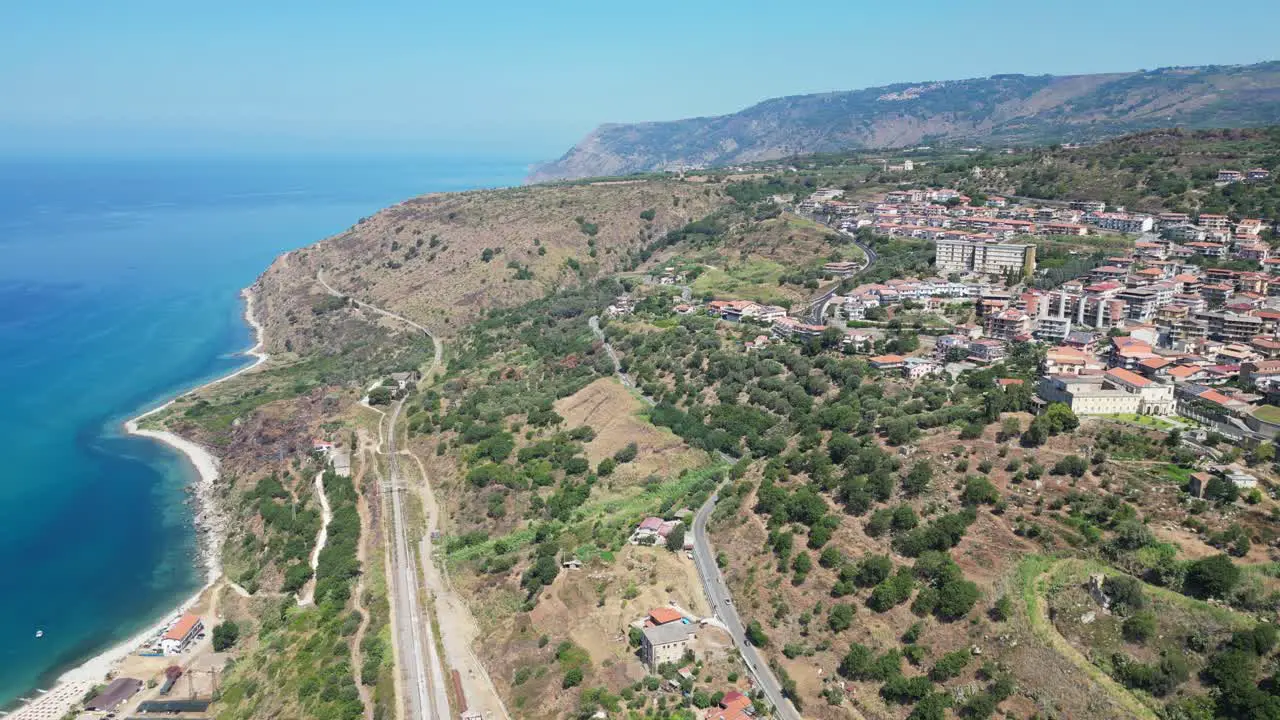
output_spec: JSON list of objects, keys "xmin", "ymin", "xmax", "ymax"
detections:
[
  {"xmin": 984, "ymin": 309, "xmax": 1032, "ymax": 340},
  {"xmin": 935, "ymin": 238, "xmax": 1036, "ymax": 276},
  {"xmin": 1086, "ymin": 212, "xmax": 1155, "ymax": 234},
  {"xmin": 1197, "ymin": 311, "xmax": 1264, "ymax": 343}
]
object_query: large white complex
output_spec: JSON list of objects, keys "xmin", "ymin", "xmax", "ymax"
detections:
[{"xmin": 935, "ymin": 238, "xmax": 1036, "ymax": 276}]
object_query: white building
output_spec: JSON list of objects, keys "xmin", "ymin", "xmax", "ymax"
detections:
[
  {"xmin": 1085, "ymin": 212, "xmax": 1155, "ymax": 234},
  {"xmin": 641, "ymin": 623, "xmax": 695, "ymax": 671},
  {"xmin": 935, "ymin": 238, "xmax": 1036, "ymax": 276},
  {"xmin": 159, "ymin": 613, "xmax": 203, "ymax": 655}
]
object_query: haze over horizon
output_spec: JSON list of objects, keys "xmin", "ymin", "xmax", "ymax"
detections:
[{"xmin": 2, "ymin": 0, "xmax": 1279, "ymax": 157}]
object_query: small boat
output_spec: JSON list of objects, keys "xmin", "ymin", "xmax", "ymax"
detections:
[{"xmin": 34, "ymin": 630, "xmax": 43, "ymax": 639}]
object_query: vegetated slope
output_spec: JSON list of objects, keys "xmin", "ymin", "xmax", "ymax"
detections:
[
  {"xmin": 529, "ymin": 62, "xmax": 1280, "ymax": 181},
  {"xmin": 901, "ymin": 127, "xmax": 1280, "ymax": 216},
  {"xmin": 251, "ymin": 179, "xmax": 727, "ymax": 353}
]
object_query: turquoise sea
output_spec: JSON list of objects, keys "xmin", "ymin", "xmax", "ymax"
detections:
[{"xmin": 0, "ymin": 155, "xmax": 528, "ymax": 705}]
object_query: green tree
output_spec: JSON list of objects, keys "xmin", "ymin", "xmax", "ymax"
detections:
[
  {"xmin": 745, "ymin": 620, "xmax": 769, "ymax": 647},
  {"xmin": 1102, "ymin": 575, "xmax": 1146, "ymax": 614},
  {"xmin": 928, "ymin": 649, "xmax": 970, "ymax": 681},
  {"xmin": 1204, "ymin": 476, "xmax": 1239, "ymax": 503},
  {"xmin": 1185, "ymin": 553, "xmax": 1241, "ymax": 599},
  {"xmin": 1052, "ymin": 455, "xmax": 1088, "ymax": 478},
  {"xmin": 961, "ymin": 477, "xmax": 1000, "ymax": 505},
  {"xmin": 934, "ymin": 580, "xmax": 980, "ymax": 621},
  {"xmin": 902, "ymin": 461, "xmax": 933, "ymax": 496},
  {"xmin": 562, "ymin": 667, "xmax": 584, "ymax": 688},
  {"xmin": 665, "ymin": 524, "xmax": 687, "ymax": 552},
  {"xmin": 212, "ymin": 621, "xmax": 240, "ymax": 651},
  {"xmin": 829, "ymin": 603, "xmax": 855, "ymax": 632}
]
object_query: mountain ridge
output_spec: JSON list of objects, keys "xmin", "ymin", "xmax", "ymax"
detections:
[{"xmin": 529, "ymin": 61, "xmax": 1280, "ymax": 182}]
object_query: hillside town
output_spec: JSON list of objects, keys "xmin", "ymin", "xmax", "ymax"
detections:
[{"xmin": 627, "ymin": 181, "xmax": 1280, "ymax": 446}]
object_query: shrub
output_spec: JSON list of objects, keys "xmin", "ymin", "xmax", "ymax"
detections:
[
  {"xmin": 1228, "ymin": 624, "xmax": 1278, "ymax": 655},
  {"xmin": 929, "ymin": 649, "xmax": 971, "ymax": 682},
  {"xmin": 212, "ymin": 621, "xmax": 240, "ymax": 651},
  {"xmin": 1102, "ymin": 575, "xmax": 1146, "ymax": 614},
  {"xmin": 961, "ymin": 477, "xmax": 1000, "ymax": 505},
  {"xmin": 1052, "ymin": 455, "xmax": 1088, "ymax": 478},
  {"xmin": 881, "ymin": 675, "xmax": 934, "ymax": 704},
  {"xmin": 902, "ymin": 461, "xmax": 933, "ymax": 496},
  {"xmin": 819, "ymin": 546, "xmax": 843, "ymax": 568},
  {"xmin": 934, "ymin": 580, "xmax": 980, "ymax": 621},
  {"xmin": 562, "ymin": 667, "xmax": 584, "ymax": 688},
  {"xmin": 829, "ymin": 604, "xmax": 855, "ymax": 632},
  {"xmin": 868, "ymin": 569, "xmax": 916, "ymax": 612},
  {"xmin": 855, "ymin": 555, "xmax": 893, "ymax": 587},
  {"xmin": 614, "ymin": 442, "xmax": 639, "ymax": 463},
  {"xmin": 838, "ymin": 643, "xmax": 874, "ymax": 679},
  {"xmin": 1122, "ymin": 611, "xmax": 1157, "ymax": 644},
  {"xmin": 991, "ymin": 595, "xmax": 1013, "ymax": 622},
  {"xmin": 1184, "ymin": 553, "xmax": 1241, "ymax": 599}
]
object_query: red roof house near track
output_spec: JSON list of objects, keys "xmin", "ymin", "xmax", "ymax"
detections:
[
  {"xmin": 648, "ymin": 607, "xmax": 684, "ymax": 625},
  {"xmin": 160, "ymin": 612, "xmax": 203, "ymax": 655}
]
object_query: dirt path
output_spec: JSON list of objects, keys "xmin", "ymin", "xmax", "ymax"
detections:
[
  {"xmin": 297, "ymin": 472, "xmax": 333, "ymax": 606},
  {"xmin": 401, "ymin": 448, "xmax": 512, "ymax": 720},
  {"xmin": 348, "ymin": 439, "xmax": 378, "ymax": 719}
]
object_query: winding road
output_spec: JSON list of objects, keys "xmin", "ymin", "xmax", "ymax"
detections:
[
  {"xmin": 589, "ymin": 315, "xmax": 635, "ymax": 389},
  {"xmin": 691, "ymin": 493, "xmax": 801, "ymax": 720},
  {"xmin": 590, "ymin": 315, "xmax": 798, "ymax": 719}
]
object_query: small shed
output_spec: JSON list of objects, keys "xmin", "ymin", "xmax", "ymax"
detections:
[
  {"xmin": 1188, "ymin": 472, "xmax": 1212, "ymax": 498},
  {"xmin": 85, "ymin": 677, "xmax": 143, "ymax": 711}
]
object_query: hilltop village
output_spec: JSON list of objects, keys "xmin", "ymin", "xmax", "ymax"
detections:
[{"xmin": 638, "ymin": 176, "xmax": 1280, "ymax": 447}]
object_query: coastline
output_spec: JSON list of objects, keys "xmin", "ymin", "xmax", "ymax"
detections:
[{"xmin": 11, "ymin": 288, "xmax": 267, "ymax": 719}]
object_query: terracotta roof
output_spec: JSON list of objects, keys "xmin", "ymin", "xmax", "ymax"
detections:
[
  {"xmin": 1139, "ymin": 357, "xmax": 1174, "ymax": 370},
  {"xmin": 870, "ymin": 354, "xmax": 906, "ymax": 364},
  {"xmin": 1106, "ymin": 368, "xmax": 1152, "ymax": 388},
  {"xmin": 1197, "ymin": 390, "xmax": 1235, "ymax": 406},
  {"xmin": 164, "ymin": 613, "xmax": 201, "ymax": 642},
  {"xmin": 1167, "ymin": 365, "xmax": 1199, "ymax": 379},
  {"xmin": 648, "ymin": 607, "xmax": 684, "ymax": 625}
]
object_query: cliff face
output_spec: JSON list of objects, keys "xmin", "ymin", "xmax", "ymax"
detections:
[
  {"xmin": 251, "ymin": 178, "xmax": 727, "ymax": 351},
  {"xmin": 529, "ymin": 62, "xmax": 1280, "ymax": 182}
]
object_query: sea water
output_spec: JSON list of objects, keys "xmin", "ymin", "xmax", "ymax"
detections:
[{"xmin": 0, "ymin": 154, "xmax": 528, "ymax": 704}]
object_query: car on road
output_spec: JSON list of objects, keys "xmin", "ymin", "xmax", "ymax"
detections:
[
  {"xmin": 724, "ymin": 597, "xmax": 733, "ymax": 605},
  {"xmin": 686, "ymin": 551, "xmax": 693, "ymax": 559}
]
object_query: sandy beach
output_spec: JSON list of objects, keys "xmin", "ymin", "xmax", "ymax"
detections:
[{"xmin": 7, "ymin": 288, "xmax": 267, "ymax": 720}]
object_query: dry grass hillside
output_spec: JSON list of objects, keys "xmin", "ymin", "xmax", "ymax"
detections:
[{"xmin": 252, "ymin": 179, "xmax": 727, "ymax": 355}]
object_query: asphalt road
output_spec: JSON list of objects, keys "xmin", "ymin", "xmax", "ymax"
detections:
[
  {"xmin": 691, "ymin": 493, "xmax": 801, "ymax": 720},
  {"xmin": 800, "ymin": 219, "xmax": 877, "ymax": 325},
  {"xmin": 589, "ymin": 315, "xmax": 634, "ymax": 389}
]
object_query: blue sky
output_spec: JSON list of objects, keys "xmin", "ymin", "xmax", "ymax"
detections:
[{"xmin": 1, "ymin": 0, "xmax": 1276, "ymax": 157}]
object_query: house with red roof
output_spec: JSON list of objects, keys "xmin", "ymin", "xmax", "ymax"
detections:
[
  {"xmin": 703, "ymin": 691, "xmax": 753, "ymax": 720},
  {"xmin": 160, "ymin": 613, "xmax": 204, "ymax": 655}
]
